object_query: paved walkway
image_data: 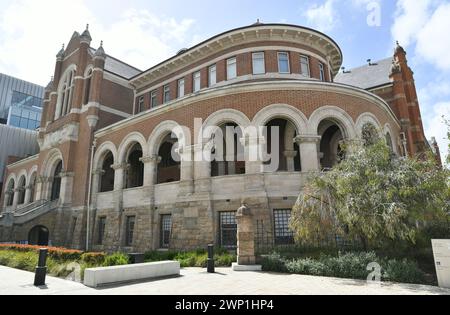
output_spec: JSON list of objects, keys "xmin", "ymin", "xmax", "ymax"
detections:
[{"xmin": 1, "ymin": 266, "xmax": 449, "ymax": 295}]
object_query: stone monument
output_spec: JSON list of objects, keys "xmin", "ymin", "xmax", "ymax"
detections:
[{"xmin": 232, "ymin": 203, "xmax": 262, "ymax": 271}]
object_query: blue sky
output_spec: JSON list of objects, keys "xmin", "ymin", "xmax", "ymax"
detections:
[{"xmin": 0, "ymin": 0, "xmax": 448, "ymax": 162}]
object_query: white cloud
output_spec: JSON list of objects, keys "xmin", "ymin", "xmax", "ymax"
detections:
[
  {"xmin": 304, "ymin": 0, "xmax": 338, "ymax": 33},
  {"xmin": 424, "ymin": 102, "xmax": 450, "ymax": 165},
  {"xmin": 0, "ymin": 0, "xmax": 196, "ymax": 85}
]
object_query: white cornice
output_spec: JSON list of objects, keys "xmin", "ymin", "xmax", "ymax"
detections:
[
  {"xmin": 131, "ymin": 25, "xmax": 342, "ymax": 89},
  {"xmin": 6, "ymin": 155, "xmax": 39, "ymax": 169},
  {"xmin": 95, "ymin": 80, "xmax": 400, "ymax": 138}
]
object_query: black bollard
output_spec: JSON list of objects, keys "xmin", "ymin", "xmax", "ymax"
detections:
[
  {"xmin": 207, "ymin": 244, "xmax": 215, "ymax": 273},
  {"xmin": 34, "ymin": 249, "xmax": 48, "ymax": 287}
]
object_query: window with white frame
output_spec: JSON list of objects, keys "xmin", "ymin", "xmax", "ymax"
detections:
[
  {"xmin": 163, "ymin": 85, "xmax": 171, "ymax": 103},
  {"xmin": 178, "ymin": 78, "xmax": 185, "ymax": 98},
  {"xmin": 137, "ymin": 96, "xmax": 144, "ymax": 113},
  {"xmin": 278, "ymin": 52, "xmax": 290, "ymax": 73},
  {"xmin": 300, "ymin": 56, "xmax": 310, "ymax": 77},
  {"xmin": 227, "ymin": 57, "xmax": 237, "ymax": 80},
  {"xmin": 319, "ymin": 62, "xmax": 325, "ymax": 81},
  {"xmin": 209, "ymin": 65, "xmax": 217, "ymax": 87},
  {"xmin": 193, "ymin": 71, "xmax": 201, "ymax": 92},
  {"xmin": 150, "ymin": 90, "xmax": 158, "ymax": 108},
  {"xmin": 56, "ymin": 69, "xmax": 75, "ymax": 119},
  {"xmin": 252, "ymin": 52, "xmax": 265, "ymax": 75}
]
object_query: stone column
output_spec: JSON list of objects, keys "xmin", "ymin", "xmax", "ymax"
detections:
[
  {"xmin": 91, "ymin": 169, "xmax": 104, "ymax": 208},
  {"xmin": 284, "ymin": 150, "xmax": 298, "ymax": 172},
  {"xmin": 241, "ymin": 136, "xmax": 265, "ymax": 191},
  {"xmin": 233, "ymin": 204, "xmax": 262, "ymax": 271},
  {"xmin": 194, "ymin": 143, "xmax": 212, "ymax": 193},
  {"xmin": 111, "ymin": 163, "xmax": 127, "ymax": 213},
  {"xmin": 140, "ymin": 156, "xmax": 160, "ymax": 187},
  {"xmin": 24, "ymin": 185, "xmax": 33, "ymax": 205},
  {"xmin": 178, "ymin": 147, "xmax": 194, "ymax": 195},
  {"xmin": 60, "ymin": 172, "xmax": 75, "ymax": 205},
  {"xmin": 295, "ymin": 135, "xmax": 321, "ymax": 172},
  {"xmin": 12, "ymin": 188, "xmax": 19, "ymax": 210}
]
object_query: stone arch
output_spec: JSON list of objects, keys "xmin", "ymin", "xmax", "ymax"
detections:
[
  {"xmin": 118, "ymin": 132, "xmax": 148, "ymax": 164},
  {"xmin": 93, "ymin": 141, "xmax": 118, "ymax": 171},
  {"xmin": 148, "ymin": 120, "xmax": 188, "ymax": 156},
  {"xmin": 252, "ymin": 104, "xmax": 308, "ymax": 135},
  {"xmin": 202, "ymin": 109, "xmax": 251, "ymax": 141},
  {"xmin": 55, "ymin": 64, "xmax": 77, "ymax": 119},
  {"xmin": 42, "ymin": 148, "xmax": 65, "ymax": 178},
  {"xmin": 27, "ymin": 165, "xmax": 38, "ymax": 184},
  {"xmin": 94, "ymin": 142, "xmax": 118, "ymax": 193},
  {"xmin": 384, "ymin": 123, "xmax": 399, "ymax": 155},
  {"xmin": 28, "ymin": 167, "xmax": 38, "ymax": 203},
  {"xmin": 16, "ymin": 172, "xmax": 27, "ymax": 205},
  {"xmin": 355, "ymin": 112, "xmax": 383, "ymax": 138},
  {"xmin": 307, "ymin": 106, "xmax": 356, "ymax": 139}
]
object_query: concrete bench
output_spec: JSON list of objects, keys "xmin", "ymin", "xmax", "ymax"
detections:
[{"xmin": 84, "ymin": 261, "xmax": 180, "ymax": 288}]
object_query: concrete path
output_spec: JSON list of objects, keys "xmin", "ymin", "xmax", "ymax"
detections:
[{"xmin": 1, "ymin": 266, "xmax": 449, "ymax": 295}]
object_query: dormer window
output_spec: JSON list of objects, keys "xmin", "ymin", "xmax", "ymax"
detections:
[{"xmin": 55, "ymin": 68, "xmax": 75, "ymax": 119}]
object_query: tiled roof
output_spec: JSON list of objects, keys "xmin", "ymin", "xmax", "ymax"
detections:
[
  {"xmin": 89, "ymin": 48, "xmax": 141, "ymax": 79},
  {"xmin": 335, "ymin": 58, "xmax": 393, "ymax": 90}
]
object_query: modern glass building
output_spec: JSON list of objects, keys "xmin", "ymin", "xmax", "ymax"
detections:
[{"xmin": 0, "ymin": 73, "xmax": 44, "ymax": 130}]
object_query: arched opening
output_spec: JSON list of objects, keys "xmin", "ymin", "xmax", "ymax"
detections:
[
  {"xmin": 211, "ymin": 123, "xmax": 246, "ymax": 177},
  {"xmin": 100, "ymin": 152, "xmax": 115, "ymax": 192},
  {"xmin": 263, "ymin": 118, "xmax": 301, "ymax": 172},
  {"xmin": 6, "ymin": 179, "xmax": 15, "ymax": 207},
  {"xmin": 362, "ymin": 123, "xmax": 379, "ymax": 146},
  {"xmin": 83, "ymin": 69, "xmax": 93, "ymax": 105},
  {"xmin": 29, "ymin": 173, "xmax": 37, "ymax": 203},
  {"xmin": 318, "ymin": 119, "xmax": 345, "ymax": 170},
  {"xmin": 385, "ymin": 132, "xmax": 394, "ymax": 153},
  {"xmin": 56, "ymin": 70, "xmax": 75, "ymax": 119},
  {"xmin": 125, "ymin": 143, "xmax": 144, "ymax": 189},
  {"xmin": 17, "ymin": 176, "xmax": 26, "ymax": 205},
  {"xmin": 157, "ymin": 133, "xmax": 181, "ymax": 184},
  {"xmin": 28, "ymin": 226, "xmax": 49, "ymax": 246},
  {"xmin": 51, "ymin": 161, "xmax": 63, "ymax": 201}
]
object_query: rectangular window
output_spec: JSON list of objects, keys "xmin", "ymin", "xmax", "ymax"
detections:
[
  {"xmin": 227, "ymin": 57, "xmax": 237, "ymax": 80},
  {"xmin": 252, "ymin": 52, "xmax": 265, "ymax": 75},
  {"xmin": 193, "ymin": 71, "xmax": 201, "ymax": 92},
  {"xmin": 163, "ymin": 85, "xmax": 171, "ymax": 103},
  {"xmin": 150, "ymin": 90, "xmax": 158, "ymax": 108},
  {"xmin": 278, "ymin": 52, "xmax": 290, "ymax": 73},
  {"xmin": 125, "ymin": 216, "xmax": 135, "ymax": 247},
  {"xmin": 137, "ymin": 96, "xmax": 144, "ymax": 113},
  {"xmin": 319, "ymin": 62, "xmax": 325, "ymax": 81},
  {"xmin": 219, "ymin": 212, "xmax": 237, "ymax": 249},
  {"xmin": 273, "ymin": 210, "xmax": 294, "ymax": 245},
  {"xmin": 178, "ymin": 78, "xmax": 185, "ymax": 98},
  {"xmin": 160, "ymin": 215, "xmax": 172, "ymax": 249},
  {"xmin": 98, "ymin": 217, "xmax": 106, "ymax": 245},
  {"xmin": 300, "ymin": 55, "xmax": 310, "ymax": 77},
  {"xmin": 209, "ymin": 65, "xmax": 217, "ymax": 87}
]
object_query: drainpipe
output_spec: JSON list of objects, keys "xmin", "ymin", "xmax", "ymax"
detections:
[{"xmin": 86, "ymin": 137, "xmax": 97, "ymax": 251}]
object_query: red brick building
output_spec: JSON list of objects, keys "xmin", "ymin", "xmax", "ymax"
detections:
[{"xmin": 0, "ymin": 23, "xmax": 433, "ymax": 252}]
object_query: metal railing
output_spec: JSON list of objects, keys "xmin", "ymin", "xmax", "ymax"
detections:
[{"xmin": 14, "ymin": 200, "xmax": 49, "ymax": 216}]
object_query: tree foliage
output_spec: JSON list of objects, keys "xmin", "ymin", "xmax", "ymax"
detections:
[{"xmin": 291, "ymin": 139, "xmax": 450, "ymax": 249}]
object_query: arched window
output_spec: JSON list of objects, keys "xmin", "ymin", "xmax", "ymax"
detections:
[
  {"xmin": 51, "ymin": 161, "xmax": 63, "ymax": 201},
  {"xmin": 318, "ymin": 119, "xmax": 345, "ymax": 170},
  {"xmin": 125, "ymin": 144, "xmax": 144, "ymax": 189},
  {"xmin": 83, "ymin": 69, "xmax": 93, "ymax": 105},
  {"xmin": 385, "ymin": 132, "xmax": 394, "ymax": 153},
  {"xmin": 100, "ymin": 152, "xmax": 115, "ymax": 192},
  {"xmin": 157, "ymin": 134, "xmax": 181, "ymax": 184},
  {"xmin": 263, "ymin": 119, "xmax": 301, "ymax": 173},
  {"xmin": 17, "ymin": 176, "xmax": 26, "ymax": 205},
  {"xmin": 362, "ymin": 123, "xmax": 379, "ymax": 146},
  {"xmin": 211, "ymin": 123, "xmax": 246, "ymax": 177},
  {"xmin": 29, "ymin": 173, "xmax": 37, "ymax": 203},
  {"xmin": 56, "ymin": 69, "xmax": 75, "ymax": 119},
  {"xmin": 6, "ymin": 179, "xmax": 15, "ymax": 207}
]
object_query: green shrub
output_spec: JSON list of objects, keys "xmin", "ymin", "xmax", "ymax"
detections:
[
  {"xmin": 102, "ymin": 253, "xmax": 129, "ymax": 266},
  {"xmin": 261, "ymin": 253, "xmax": 288, "ymax": 273},
  {"xmin": 215, "ymin": 252, "xmax": 236, "ymax": 267},
  {"xmin": 285, "ymin": 258, "xmax": 326, "ymax": 276},
  {"xmin": 383, "ymin": 259, "xmax": 426, "ymax": 284},
  {"xmin": 81, "ymin": 252, "xmax": 106, "ymax": 265}
]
